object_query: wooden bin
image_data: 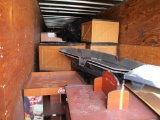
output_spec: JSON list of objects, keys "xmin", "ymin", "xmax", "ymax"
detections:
[
  {"xmin": 39, "ymin": 43, "xmax": 85, "ymax": 71},
  {"xmin": 86, "ymin": 43, "xmax": 117, "ymax": 55},
  {"xmin": 81, "ymin": 19, "xmax": 119, "ymax": 43}
]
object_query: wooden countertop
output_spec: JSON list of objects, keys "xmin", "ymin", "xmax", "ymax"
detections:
[
  {"xmin": 66, "ymin": 85, "xmax": 159, "ymax": 120},
  {"xmin": 23, "ymin": 71, "xmax": 85, "ymax": 96}
]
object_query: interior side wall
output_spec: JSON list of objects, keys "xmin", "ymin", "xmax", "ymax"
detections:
[
  {"xmin": 0, "ymin": 0, "xmax": 44, "ymax": 119},
  {"xmin": 98, "ymin": 0, "xmax": 160, "ymax": 65}
]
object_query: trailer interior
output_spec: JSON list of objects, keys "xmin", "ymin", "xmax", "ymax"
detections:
[{"xmin": 0, "ymin": 0, "xmax": 160, "ymax": 120}]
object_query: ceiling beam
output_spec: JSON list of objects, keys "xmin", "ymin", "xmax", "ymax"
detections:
[
  {"xmin": 39, "ymin": 2, "xmax": 108, "ymax": 10},
  {"xmin": 40, "ymin": 6, "xmax": 102, "ymax": 13},
  {"xmin": 41, "ymin": 10, "xmax": 97, "ymax": 15},
  {"xmin": 38, "ymin": 0, "xmax": 116, "ymax": 6},
  {"xmin": 41, "ymin": 12, "xmax": 94, "ymax": 18}
]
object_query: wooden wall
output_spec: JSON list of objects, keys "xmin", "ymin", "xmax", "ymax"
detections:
[
  {"xmin": 98, "ymin": 0, "xmax": 160, "ymax": 65},
  {"xmin": 0, "ymin": 0, "xmax": 44, "ymax": 119}
]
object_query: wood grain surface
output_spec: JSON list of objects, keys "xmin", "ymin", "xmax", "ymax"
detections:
[
  {"xmin": 107, "ymin": 90, "xmax": 129, "ymax": 110},
  {"xmin": 50, "ymin": 95, "xmax": 61, "ymax": 104},
  {"xmin": 43, "ymin": 96, "xmax": 65, "ymax": 116},
  {"xmin": 24, "ymin": 71, "xmax": 85, "ymax": 96},
  {"xmin": 0, "ymin": 0, "xmax": 44, "ymax": 119},
  {"xmin": 81, "ymin": 20, "xmax": 119, "ymax": 43},
  {"xmin": 98, "ymin": 0, "xmax": 160, "ymax": 65},
  {"xmin": 125, "ymin": 83, "xmax": 160, "ymax": 116},
  {"xmin": 94, "ymin": 77, "xmax": 102, "ymax": 91},
  {"xmin": 66, "ymin": 104, "xmax": 71, "ymax": 120},
  {"xmin": 86, "ymin": 45, "xmax": 117, "ymax": 55},
  {"xmin": 39, "ymin": 45, "xmax": 85, "ymax": 71},
  {"xmin": 118, "ymin": 44, "xmax": 160, "ymax": 65},
  {"xmin": 66, "ymin": 85, "xmax": 159, "ymax": 120}
]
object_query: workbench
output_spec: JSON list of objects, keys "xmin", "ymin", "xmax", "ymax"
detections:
[{"xmin": 65, "ymin": 85, "xmax": 159, "ymax": 120}]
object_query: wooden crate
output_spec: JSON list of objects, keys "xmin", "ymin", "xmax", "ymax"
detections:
[
  {"xmin": 41, "ymin": 32, "xmax": 62, "ymax": 42},
  {"xmin": 81, "ymin": 19, "xmax": 119, "ymax": 43},
  {"xmin": 86, "ymin": 44, "xmax": 117, "ymax": 55},
  {"xmin": 39, "ymin": 43, "xmax": 85, "ymax": 71}
]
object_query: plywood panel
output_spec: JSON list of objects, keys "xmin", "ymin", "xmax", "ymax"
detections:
[
  {"xmin": 4, "ymin": 77, "xmax": 21, "ymax": 108},
  {"xmin": 151, "ymin": 47, "xmax": 160, "ymax": 66},
  {"xmin": 0, "ymin": 88, "xmax": 5, "ymax": 111},
  {"xmin": 39, "ymin": 46, "xmax": 71, "ymax": 71},
  {"xmin": 81, "ymin": 21, "xmax": 92, "ymax": 42},
  {"xmin": 39, "ymin": 45, "xmax": 85, "ymax": 71},
  {"xmin": 92, "ymin": 20, "xmax": 119, "ymax": 43},
  {"xmin": 0, "ymin": 0, "xmax": 44, "ymax": 119},
  {"xmin": 0, "ymin": 109, "xmax": 6, "ymax": 120},
  {"xmin": 98, "ymin": 0, "xmax": 160, "ymax": 46},
  {"xmin": 0, "ymin": 1, "xmax": 16, "ymax": 52},
  {"xmin": 125, "ymin": 83, "xmax": 160, "ymax": 116},
  {"xmin": 87, "ymin": 45, "xmax": 117, "ymax": 55},
  {"xmin": 1, "ymin": 49, "xmax": 19, "ymax": 85},
  {"xmin": 10, "ymin": 93, "xmax": 24, "ymax": 120},
  {"xmin": 50, "ymin": 95, "xmax": 61, "ymax": 104},
  {"xmin": 81, "ymin": 20, "xmax": 119, "ymax": 43},
  {"xmin": 118, "ymin": 44, "xmax": 160, "ymax": 65},
  {"xmin": 0, "ymin": 55, "xmax": 1, "ymax": 76}
]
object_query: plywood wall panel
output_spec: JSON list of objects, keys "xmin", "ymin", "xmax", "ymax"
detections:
[
  {"xmin": 10, "ymin": 93, "xmax": 24, "ymax": 120},
  {"xmin": 0, "ymin": 88, "xmax": 5, "ymax": 111},
  {"xmin": 0, "ymin": 109, "xmax": 6, "ymax": 120},
  {"xmin": 98, "ymin": 0, "xmax": 160, "ymax": 65},
  {"xmin": 118, "ymin": 44, "xmax": 160, "ymax": 66},
  {"xmin": 0, "ymin": 0, "xmax": 44, "ymax": 119},
  {"xmin": 0, "ymin": 1, "xmax": 17, "ymax": 52},
  {"xmin": 151, "ymin": 47, "xmax": 160, "ymax": 66},
  {"xmin": 98, "ymin": 0, "xmax": 160, "ymax": 46},
  {"xmin": 1, "ymin": 49, "xmax": 19, "ymax": 85},
  {"xmin": 0, "ymin": 52, "xmax": 2, "ymax": 84}
]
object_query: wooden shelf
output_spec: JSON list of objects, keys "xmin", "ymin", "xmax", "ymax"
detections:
[
  {"xmin": 65, "ymin": 104, "xmax": 71, "ymax": 120},
  {"xmin": 23, "ymin": 71, "xmax": 85, "ymax": 96},
  {"xmin": 43, "ymin": 96, "xmax": 65, "ymax": 117},
  {"xmin": 125, "ymin": 83, "xmax": 160, "ymax": 116},
  {"xmin": 44, "ymin": 116, "xmax": 62, "ymax": 120}
]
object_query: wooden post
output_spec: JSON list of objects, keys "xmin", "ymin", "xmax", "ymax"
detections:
[{"xmin": 107, "ymin": 90, "xmax": 129, "ymax": 110}]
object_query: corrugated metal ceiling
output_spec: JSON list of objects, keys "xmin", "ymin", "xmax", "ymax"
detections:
[{"xmin": 37, "ymin": 0, "xmax": 126, "ymax": 29}]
